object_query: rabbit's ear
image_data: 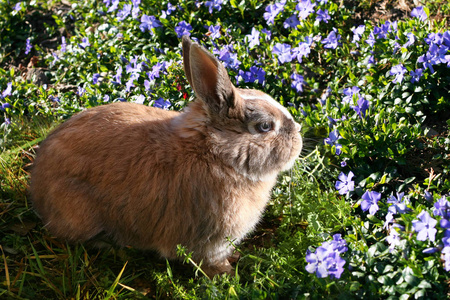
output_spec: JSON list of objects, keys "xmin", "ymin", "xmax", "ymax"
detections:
[
  {"xmin": 182, "ymin": 36, "xmax": 193, "ymax": 88},
  {"xmin": 182, "ymin": 36, "xmax": 238, "ymax": 116}
]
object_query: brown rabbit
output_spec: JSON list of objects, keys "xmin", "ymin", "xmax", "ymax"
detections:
[{"xmin": 29, "ymin": 36, "xmax": 303, "ymax": 277}]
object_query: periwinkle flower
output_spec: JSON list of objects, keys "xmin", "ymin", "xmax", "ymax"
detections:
[
  {"xmin": 92, "ymin": 73, "xmax": 101, "ymax": 84},
  {"xmin": 77, "ymin": 86, "xmax": 86, "ymax": 97},
  {"xmin": 412, "ymin": 211, "xmax": 437, "ymax": 242},
  {"xmin": 135, "ymin": 94, "xmax": 146, "ymax": 104},
  {"xmin": 263, "ymin": 0, "xmax": 286, "ymax": 25},
  {"xmin": 410, "ymin": 69, "xmax": 423, "ymax": 83},
  {"xmin": 411, "ymin": 6, "xmax": 427, "ymax": 22},
  {"xmin": 387, "ymin": 192, "xmax": 410, "ymax": 214},
  {"xmin": 365, "ymin": 32, "xmax": 376, "ymax": 47},
  {"xmin": 283, "ymin": 14, "xmax": 300, "ymax": 29},
  {"xmin": 424, "ymin": 190, "xmax": 434, "ymax": 202},
  {"xmin": 140, "ymin": 15, "xmax": 162, "ymax": 33},
  {"xmin": 207, "ymin": 25, "xmax": 221, "ymax": 40},
  {"xmin": 316, "ymin": 9, "xmax": 330, "ymax": 23},
  {"xmin": 117, "ymin": 4, "xmax": 132, "ymax": 21},
  {"xmin": 175, "ymin": 21, "xmax": 193, "ymax": 38},
  {"xmin": 154, "ymin": 97, "xmax": 171, "ymax": 109},
  {"xmin": 25, "ymin": 38, "xmax": 33, "ymax": 55},
  {"xmin": 79, "ymin": 37, "xmax": 90, "ymax": 49},
  {"xmin": 13, "ymin": 2, "xmax": 23, "ymax": 12},
  {"xmin": 342, "ymin": 86, "xmax": 360, "ymax": 104},
  {"xmin": 335, "ymin": 171, "xmax": 355, "ymax": 195},
  {"xmin": 273, "ymin": 43, "xmax": 292, "ymax": 64},
  {"xmin": 361, "ymin": 191, "xmax": 381, "ymax": 215},
  {"xmin": 386, "ymin": 227, "xmax": 401, "ymax": 251},
  {"xmin": 433, "ymin": 196, "xmax": 450, "ymax": 218},
  {"xmin": 403, "ymin": 32, "xmax": 416, "ymax": 48},
  {"xmin": 215, "ymin": 47, "xmax": 241, "ymax": 69},
  {"xmin": 305, "ymin": 247, "xmax": 329, "ymax": 278},
  {"xmin": 205, "ymin": 0, "xmax": 223, "ymax": 14},
  {"xmin": 390, "ymin": 64, "xmax": 407, "ymax": 83},
  {"xmin": 61, "ymin": 36, "xmax": 67, "ymax": 53},
  {"xmin": 296, "ymin": 0, "xmax": 315, "ymax": 20},
  {"xmin": 324, "ymin": 130, "xmax": 342, "ymax": 155},
  {"xmin": 322, "ymin": 28, "xmax": 340, "ymax": 49},
  {"xmin": 1, "ymin": 82, "xmax": 13, "ymax": 99},
  {"xmin": 292, "ymin": 42, "xmax": 310, "ymax": 63},
  {"xmin": 246, "ymin": 28, "xmax": 260, "ymax": 49},
  {"xmin": 107, "ymin": 0, "xmax": 119, "ymax": 12},
  {"xmin": 291, "ymin": 73, "xmax": 305, "ymax": 93}
]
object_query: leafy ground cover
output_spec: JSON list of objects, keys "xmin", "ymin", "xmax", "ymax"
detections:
[{"xmin": 1, "ymin": 0, "xmax": 450, "ymax": 299}]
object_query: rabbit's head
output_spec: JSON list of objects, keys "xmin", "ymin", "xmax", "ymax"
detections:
[{"xmin": 176, "ymin": 36, "xmax": 302, "ymax": 181}]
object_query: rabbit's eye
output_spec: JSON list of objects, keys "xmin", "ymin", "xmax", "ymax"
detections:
[{"xmin": 256, "ymin": 122, "xmax": 273, "ymax": 133}]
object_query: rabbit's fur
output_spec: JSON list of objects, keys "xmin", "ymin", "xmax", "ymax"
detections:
[{"xmin": 29, "ymin": 36, "xmax": 302, "ymax": 277}]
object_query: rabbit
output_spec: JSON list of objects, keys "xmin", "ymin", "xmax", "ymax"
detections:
[{"xmin": 29, "ymin": 36, "xmax": 303, "ymax": 277}]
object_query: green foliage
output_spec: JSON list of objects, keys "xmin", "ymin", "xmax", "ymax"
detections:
[{"xmin": 1, "ymin": 0, "xmax": 450, "ymax": 299}]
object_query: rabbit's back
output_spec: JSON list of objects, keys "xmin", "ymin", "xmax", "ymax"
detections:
[{"xmin": 30, "ymin": 102, "xmax": 181, "ymax": 243}]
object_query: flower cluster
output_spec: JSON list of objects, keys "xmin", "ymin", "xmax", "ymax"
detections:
[{"xmin": 306, "ymin": 234, "xmax": 347, "ymax": 279}]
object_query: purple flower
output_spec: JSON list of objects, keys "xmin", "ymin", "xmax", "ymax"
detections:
[
  {"xmin": 135, "ymin": 94, "xmax": 146, "ymax": 104},
  {"xmin": 205, "ymin": 0, "xmax": 223, "ymax": 14},
  {"xmin": 425, "ymin": 33, "xmax": 444, "ymax": 46},
  {"xmin": 326, "ymin": 252, "xmax": 346, "ymax": 279},
  {"xmin": 263, "ymin": 0, "xmax": 286, "ymax": 25},
  {"xmin": 335, "ymin": 171, "xmax": 355, "ymax": 195},
  {"xmin": 433, "ymin": 196, "xmax": 450, "ymax": 218},
  {"xmin": 154, "ymin": 97, "xmax": 171, "ymax": 109},
  {"xmin": 207, "ymin": 25, "xmax": 221, "ymax": 40},
  {"xmin": 79, "ymin": 37, "xmax": 90, "ymax": 49},
  {"xmin": 117, "ymin": 3, "xmax": 132, "ymax": 21},
  {"xmin": 112, "ymin": 65, "xmax": 122, "ymax": 85},
  {"xmin": 246, "ymin": 28, "xmax": 260, "ymax": 49},
  {"xmin": 410, "ymin": 69, "xmax": 423, "ymax": 83},
  {"xmin": 1, "ymin": 82, "xmax": 13, "ymax": 99},
  {"xmin": 215, "ymin": 47, "xmax": 241, "ymax": 69},
  {"xmin": 305, "ymin": 246, "xmax": 329, "ymax": 278},
  {"xmin": 61, "ymin": 36, "xmax": 67, "ymax": 53},
  {"xmin": 342, "ymin": 86, "xmax": 360, "ymax": 104},
  {"xmin": 175, "ymin": 21, "xmax": 193, "ymax": 38},
  {"xmin": 386, "ymin": 228, "xmax": 401, "ymax": 251},
  {"xmin": 291, "ymin": 73, "xmax": 305, "ymax": 93},
  {"xmin": 411, "ymin": 6, "xmax": 427, "ymax": 22},
  {"xmin": 261, "ymin": 28, "xmax": 272, "ymax": 40},
  {"xmin": 352, "ymin": 25, "xmax": 366, "ymax": 45},
  {"xmin": 25, "ymin": 38, "xmax": 32, "ymax": 55},
  {"xmin": 403, "ymin": 32, "xmax": 416, "ymax": 48},
  {"xmin": 365, "ymin": 32, "xmax": 376, "ymax": 48},
  {"xmin": 103, "ymin": 94, "xmax": 110, "ymax": 102},
  {"xmin": 387, "ymin": 193, "xmax": 410, "ymax": 214},
  {"xmin": 417, "ymin": 51, "xmax": 439, "ymax": 73},
  {"xmin": 14, "ymin": 2, "xmax": 23, "ymax": 12},
  {"xmin": 139, "ymin": 15, "xmax": 162, "ymax": 33},
  {"xmin": 316, "ymin": 9, "xmax": 330, "ymax": 23},
  {"xmin": 306, "ymin": 239, "xmax": 346, "ymax": 279},
  {"xmin": 324, "ymin": 130, "xmax": 342, "ymax": 155},
  {"xmin": 107, "ymin": 0, "xmax": 119, "ymax": 12},
  {"xmin": 322, "ymin": 28, "xmax": 340, "ymax": 49},
  {"xmin": 283, "ymin": 14, "xmax": 300, "ymax": 29},
  {"xmin": 125, "ymin": 78, "xmax": 135, "ymax": 92},
  {"xmin": 361, "ymin": 191, "xmax": 381, "ymax": 215},
  {"xmin": 1, "ymin": 102, "xmax": 12, "ymax": 111},
  {"xmin": 296, "ymin": 0, "xmax": 315, "ymax": 20},
  {"xmin": 292, "ymin": 42, "xmax": 310, "ymax": 63},
  {"xmin": 92, "ymin": 73, "xmax": 101, "ymax": 84},
  {"xmin": 390, "ymin": 64, "xmax": 407, "ymax": 84},
  {"xmin": 77, "ymin": 86, "xmax": 86, "ymax": 97},
  {"xmin": 352, "ymin": 97, "xmax": 369, "ymax": 118},
  {"xmin": 412, "ymin": 211, "xmax": 437, "ymax": 242},
  {"xmin": 273, "ymin": 43, "xmax": 292, "ymax": 64},
  {"xmin": 424, "ymin": 190, "xmax": 434, "ymax": 202},
  {"xmin": 330, "ymin": 234, "xmax": 348, "ymax": 253}
]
